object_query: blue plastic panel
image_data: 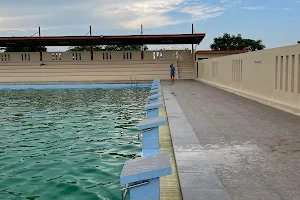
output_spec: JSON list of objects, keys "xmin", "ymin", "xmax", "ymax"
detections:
[
  {"xmin": 147, "ymin": 94, "xmax": 162, "ymax": 100},
  {"xmin": 142, "ymin": 137, "xmax": 159, "ymax": 149},
  {"xmin": 150, "ymin": 89, "xmax": 161, "ymax": 94},
  {"xmin": 137, "ymin": 117, "xmax": 166, "ymax": 130},
  {"xmin": 130, "ymin": 178, "xmax": 159, "ymax": 199},
  {"xmin": 151, "ymin": 86, "xmax": 160, "ymax": 90},
  {"xmin": 120, "ymin": 153, "xmax": 172, "ymax": 184},
  {"xmin": 142, "ymin": 149, "xmax": 159, "ymax": 157},
  {"xmin": 144, "ymin": 102, "xmax": 163, "ymax": 110},
  {"xmin": 152, "ymin": 82, "xmax": 161, "ymax": 86},
  {"xmin": 146, "ymin": 109, "xmax": 159, "ymax": 119}
]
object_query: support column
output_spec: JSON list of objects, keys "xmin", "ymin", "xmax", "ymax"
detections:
[
  {"xmin": 90, "ymin": 25, "xmax": 93, "ymax": 61},
  {"xmin": 141, "ymin": 24, "xmax": 144, "ymax": 60},
  {"xmin": 192, "ymin": 23, "xmax": 194, "ymax": 57},
  {"xmin": 39, "ymin": 26, "xmax": 43, "ymax": 62}
]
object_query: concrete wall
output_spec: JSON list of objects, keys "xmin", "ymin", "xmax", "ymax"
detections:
[
  {"xmin": 196, "ymin": 52, "xmax": 246, "ymax": 60},
  {"xmin": 0, "ymin": 50, "xmax": 189, "ymax": 83},
  {"xmin": 197, "ymin": 44, "xmax": 300, "ymax": 115}
]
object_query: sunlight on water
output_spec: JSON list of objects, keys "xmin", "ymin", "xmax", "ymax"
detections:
[{"xmin": 0, "ymin": 88, "xmax": 148, "ymax": 200}]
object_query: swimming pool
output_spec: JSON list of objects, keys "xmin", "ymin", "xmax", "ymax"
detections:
[{"xmin": 0, "ymin": 87, "xmax": 149, "ymax": 200}]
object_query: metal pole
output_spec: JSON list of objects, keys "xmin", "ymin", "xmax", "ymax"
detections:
[
  {"xmin": 39, "ymin": 26, "xmax": 43, "ymax": 62},
  {"xmin": 192, "ymin": 24, "xmax": 196, "ymax": 78},
  {"xmin": 192, "ymin": 24, "xmax": 194, "ymax": 56},
  {"xmin": 90, "ymin": 25, "xmax": 93, "ymax": 61},
  {"xmin": 141, "ymin": 24, "xmax": 144, "ymax": 60}
]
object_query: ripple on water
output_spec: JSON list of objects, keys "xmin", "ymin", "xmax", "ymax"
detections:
[{"xmin": 0, "ymin": 88, "xmax": 148, "ymax": 200}]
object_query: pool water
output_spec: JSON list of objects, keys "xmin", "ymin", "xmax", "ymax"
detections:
[{"xmin": 0, "ymin": 88, "xmax": 148, "ymax": 200}]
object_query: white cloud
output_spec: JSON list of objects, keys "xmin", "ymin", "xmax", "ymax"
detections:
[
  {"xmin": 241, "ymin": 6, "xmax": 266, "ymax": 10},
  {"xmin": 179, "ymin": 5, "xmax": 225, "ymax": 21},
  {"xmin": 0, "ymin": 0, "xmax": 238, "ymax": 32},
  {"xmin": 241, "ymin": 6, "xmax": 292, "ymax": 12},
  {"xmin": 220, "ymin": 0, "xmax": 241, "ymax": 4},
  {"xmin": 93, "ymin": 0, "xmax": 185, "ymax": 29}
]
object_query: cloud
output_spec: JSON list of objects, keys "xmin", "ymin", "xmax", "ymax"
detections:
[
  {"xmin": 281, "ymin": 8, "xmax": 292, "ymax": 11},
  {"xmin": 93, "ymin": 0, "xmax": 185, "ymax": 29},
  {"xmin": 0, "ymin": 0, "xmax": 238, "ymax": 32},
  {"xmin": 93, "ymin": 0, "xmax": 229, "ymax": 29},
  {"xmin": 241, "ymin": 6, "xmax": 266, "ymax": 10},
  {"xmin": 220, "ymin": 0, "xmax": 241, "ymax": 4},
  {"xmin": 179, "ymin": 5, "xmax": 225, "ymax": 21},
  {"xmin": 241, "ymin": 6, "xmax": 291, "ymax": 12}
]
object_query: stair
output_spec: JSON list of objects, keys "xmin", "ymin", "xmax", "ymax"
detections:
[{"xmin": 177, "ymin": 61, "xmax": 195, "ymax": 79}]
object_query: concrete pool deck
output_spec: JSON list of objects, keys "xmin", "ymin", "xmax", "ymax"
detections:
[{"xmin": 163, "ymin": 80, "xmax": 300, "ymax": 200}]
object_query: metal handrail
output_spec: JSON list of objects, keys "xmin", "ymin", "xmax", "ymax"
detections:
[
  {"xmin": 137, "ymin": 127, "xmax": 153, "ymax": 140},
  {"xmin": 130, "ymin": 76, "xmax": 132, "ymax": 85},
  {"xmin": 122, "ymin": 181, "xmax": 149, "ymax": 200}
]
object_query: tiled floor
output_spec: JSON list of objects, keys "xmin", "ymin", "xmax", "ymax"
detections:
[{"xmin": 164, "ymin": 80, "xmax": 300, "ymax": 200}]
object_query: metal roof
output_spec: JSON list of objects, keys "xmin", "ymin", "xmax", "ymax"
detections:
[{"xmin": 0, "ymin": 33, "xmax": 206, "ymax": 47}]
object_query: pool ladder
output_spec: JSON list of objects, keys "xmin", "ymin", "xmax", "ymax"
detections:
[
  {"xmin": 130, "ymin": 76, "xmax": 137, "ymax": 87},
  {"xmin": 121, "ymin": 180, "xmax": 149, "ymax": 200}
]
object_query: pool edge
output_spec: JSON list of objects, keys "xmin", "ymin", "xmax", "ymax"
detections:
[{"xmin": 159, "ymin": 89, "xmax": 183, "ymax": 200}]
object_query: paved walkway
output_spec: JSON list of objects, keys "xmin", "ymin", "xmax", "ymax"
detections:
[{"xmin": 163, "ymin": 80, "xmax": 300, "ymax": 200}]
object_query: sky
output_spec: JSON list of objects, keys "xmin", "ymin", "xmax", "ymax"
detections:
[{"xmin": 0, "ymin": 0, "xmax": 299, "ymax": 52}]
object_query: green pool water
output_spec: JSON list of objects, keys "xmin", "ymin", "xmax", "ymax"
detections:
[{"xmin": 0, "ymin": 88, "xmax": 148, "ymax": 200}]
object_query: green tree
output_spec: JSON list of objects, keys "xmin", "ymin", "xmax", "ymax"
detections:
[
  {"xmin": 104, "ymin": 45, "xmax": 148, "ymax": 51},
  {"xmin": 2, "ymin": 46, "xmax": 47, "ymax": 52},
  {"xmin": 67, "ymin": 45, "xmax": 105, "ymax": 51},
  {"xmin": 210, "ymin": 33, "xmax": 265, "ymax": 51},
  {"xmin": 157, "ymin": 46, "xmax": 190, "ymax": 51},
  {"xmin": 297, "ymin": 41, "xmax": 300, "ymax": 44},
  {"xmin": 68, "ymin": 44, "xmax": 148, "ymax": 51}
]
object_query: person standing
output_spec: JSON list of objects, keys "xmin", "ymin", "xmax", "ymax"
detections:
[{"xmin": 170, "ymin": 63, "xmax": 176, "ymax": 84}]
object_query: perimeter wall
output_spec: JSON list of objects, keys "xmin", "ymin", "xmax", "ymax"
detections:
[
  {"xmin": 0, "ymin": 50, "xmax": 193, "ymax": 83},
  {"xmin": 196, "ymin": 44, "xmax": 300, "ymax": 115}
]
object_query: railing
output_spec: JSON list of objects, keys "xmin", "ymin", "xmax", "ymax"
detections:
[
  {"xmin": 130, "ymin": 75, "xmax": 137, "ymax": 86},
  {"xmin": 121, "ymin": 181, "xmax": 149, "ymax": 200}
]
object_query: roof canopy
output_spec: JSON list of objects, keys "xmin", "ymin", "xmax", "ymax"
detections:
[{"xmin": 0, "ymin": 34, "xmax": 205, "ymax": 47}]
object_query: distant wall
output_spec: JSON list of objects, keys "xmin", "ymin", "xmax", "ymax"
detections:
[
  {"xmin": 195, "ymin": 51, "xmax": 247, "ymax": 79},
  {"xmin": 0, "ymin": 50, "xmax": 191, "ymax": 63},
  {"xmin": 0, "ymin": 50, "xmax": 191, "ymax": 83},
  {"xmin": 196, "ymin": 51, "xmax": 247, "ymax": 60},
  {"xmin": 197, "ymin": 44, "xmax": 300, "ymax": 115}
]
